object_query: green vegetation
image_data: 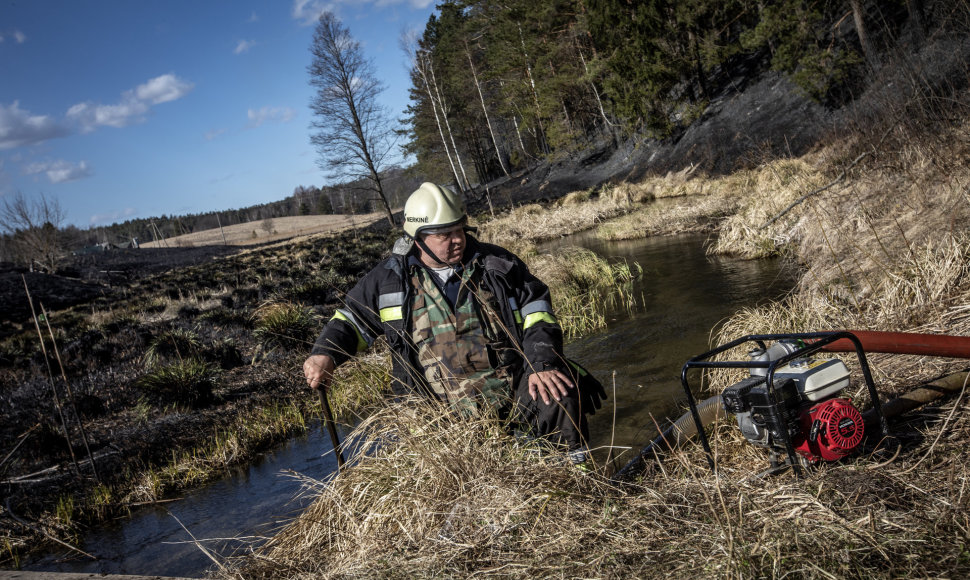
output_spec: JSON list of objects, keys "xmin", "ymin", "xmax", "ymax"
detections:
[
  {"xmin": 136, "ymin": 358, "xmax": 219, "ymax": 410},
  {"xmin": 529, "ymin": 247, "xmax": 640, "ymax": 339}
]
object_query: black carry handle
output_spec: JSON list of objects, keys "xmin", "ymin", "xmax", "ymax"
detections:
[{"xmin": 316, "ymin": 388, "xmax": 346, "ymax": 471}]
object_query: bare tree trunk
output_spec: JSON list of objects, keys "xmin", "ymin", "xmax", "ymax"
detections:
[
  {"xmin": 849, "ymin": 0, "xmax": 879, "ymax": 69},
  {"xmin": 517, "ymin": 23, "xmax": 548, "ymax": 155},
  {"xmin": 309, "ymin": 12, "xmax": 396, "ymax": 228},
  {"xmin": 416, "ymin": 52, "xmax": 464, "ymax": 189},
  {"xmin": 577, "ymin": 47, "xmax": 616, "ymax": 144},
  {"xmin": 465, "ymin": 41, "xmax": 509, "ymax": 177},
  {"xmin": 427, "ymin": 58, "xmax": 472, "ymax": 191}
]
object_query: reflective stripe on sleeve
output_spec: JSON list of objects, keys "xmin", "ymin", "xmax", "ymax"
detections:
[
  {"xmin": 523, "ymin": 311, "xmax": 557, "ymax": 329},
  {"xmin": 332, "ymin": 309, "xmax": 370, "ymax": 353},
  {"xmin": 379, "ymin": 292, "xmax": 405, "ymax": 310},
  {"xmin": 380, "ymin": 306, "xmax": 403, "ymax": 322},
  {"xmin": 521, "ymin": 299, "xmax": 557, "ymax": 330}
]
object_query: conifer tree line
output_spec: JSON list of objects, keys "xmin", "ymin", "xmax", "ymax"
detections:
[{"xmin": 402, "ymin": 0, "xmax": 947, "ymax": 190}]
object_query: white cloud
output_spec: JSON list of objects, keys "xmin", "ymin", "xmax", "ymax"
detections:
[
  {"xmin": 0, "ymin": 101, "xmax": 70, "ymax": 149},
  {"xmin": 66, "ymin": 74, "xmax": 194, "ymax": 132},
  {"xmin": 24, "ymin": 159, "xmax": 93, "ymax": 184},
  {"xmin": 292, "ymin": 0, "xmax": 433, "ymax": 26},
  {"xmin": 376, "ymin": 0, "xmax": 435, "ymax": 7},
  {"xmin": 0, "ymin": 29, "xmax": 27, "ymax": 43},
  {"xmin": 67, "ymin": 101, "xmax": 148, "ymax": 131},
  {"xmin": 292, "ymin": 0, "xmax": 337, "ymax": 25},
  {"xmin": 134, "ymin": 74, "xmax": 194, "ymax": 105},
  {"xmin": 247, "ymin": 106, "xmax": 296, "ymax": 127},
  {"xmin": 234, "ymin": 39, "xmax": 255, "ymax": 54},
  {"xmin": 248, "ymin": 11, "xmax": 259, "ymax": 23}
]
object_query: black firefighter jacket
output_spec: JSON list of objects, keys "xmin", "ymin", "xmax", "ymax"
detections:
[{"xmin": 309, "ymin": 235, "xmax": 565, "ymax": 399}]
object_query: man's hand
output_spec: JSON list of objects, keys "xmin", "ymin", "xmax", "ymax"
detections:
[
  {"xmin": 528, "ymin": 369, "xmax": 574, "ymax": 405},
  {"xmin": 304, "ymin": 354, "xmax": 335, "ymax": 391}
]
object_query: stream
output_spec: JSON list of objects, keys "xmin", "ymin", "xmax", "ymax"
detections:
[{"xmin": 24, "ymin": 231, "xmax": 795, "ymax": 578}]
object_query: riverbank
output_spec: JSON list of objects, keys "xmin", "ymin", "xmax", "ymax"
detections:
[{"xmin": 228, "ymin": 91, "xmax": 970, "ymax": 577}]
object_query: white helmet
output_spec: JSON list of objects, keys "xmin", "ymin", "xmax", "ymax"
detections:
[{"xmin": 402, "ymin": 182, "xmax": 466, "ymax": 238}]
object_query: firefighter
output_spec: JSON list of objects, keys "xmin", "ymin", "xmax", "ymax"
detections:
[{"xmin": 303, "ymin": 182, "xmax": 604, "ymax": 461}]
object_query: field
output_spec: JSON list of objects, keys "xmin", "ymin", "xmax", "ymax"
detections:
[{"xmin": 140, "ymin": 212, "xmax": 387, "ymax": 248}]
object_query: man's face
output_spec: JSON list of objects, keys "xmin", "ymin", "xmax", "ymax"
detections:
[{"xmin": 418, "ymin": 224, "xmax": 466, "ymax": 266}]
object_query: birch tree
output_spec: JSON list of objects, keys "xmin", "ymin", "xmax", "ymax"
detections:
[{"xmin": 309, "ymin": 11, "xmax": 396, "ymax": 227}]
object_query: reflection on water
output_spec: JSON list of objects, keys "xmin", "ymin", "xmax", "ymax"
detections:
[
  {"xmin": 555, "ymin": 232, "xmax": 795, "ymax": 460},
  {"xmin": 24, "ymin": 230, "xmax": 793, "ymax": 578}
]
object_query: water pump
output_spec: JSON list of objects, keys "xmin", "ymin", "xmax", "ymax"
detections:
[
  {"xmin": 722, "ymin": 344, "xmax": 864, "ymax": 464},
  {"xmin": 680, "ymin": 332, "xmax": 889, "ymax": 474}
]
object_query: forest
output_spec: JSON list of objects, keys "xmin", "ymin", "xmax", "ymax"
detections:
[{"xmin": 402, "ymin": 0, "xmax": 940, "ymax": 188}]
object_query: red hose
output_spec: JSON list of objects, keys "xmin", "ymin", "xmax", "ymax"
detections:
[{"xmin": 815, "ymin": 330, "xmax": 970, "ymax": 358}]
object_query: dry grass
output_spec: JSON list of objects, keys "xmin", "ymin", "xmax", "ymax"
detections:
[
  {"xmin": 477, "ymin": 189, "xmax": 633, "ymax": 254},
  {"xmin": 597, "ymin": 192, "xmax": 739, "ymax": 240},
  {"xmin": 231, "ymin": 396, "xmax": 970, "ymax": 579},
  {"xmin": 710, "ymin": 118, "xmax": 970, "ymax": 398}
]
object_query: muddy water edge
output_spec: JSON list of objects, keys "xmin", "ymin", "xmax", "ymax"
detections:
[{"xmin": 22, "ymin": 230, "xmax": 795, "ymax": 578}]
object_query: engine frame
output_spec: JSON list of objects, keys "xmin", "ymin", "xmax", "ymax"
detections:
[{"xmin": 680, "ymin": 331, "xmax": 890, "ymax": 475}]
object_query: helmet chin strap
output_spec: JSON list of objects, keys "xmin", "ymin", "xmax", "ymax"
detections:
[
  {"xmin": 414, "ymin": 235, "xmax": 453, "ymax": 268},
  {"xmin": 411, "ymin": 222, "xmax": 473, "ymax": 269}
]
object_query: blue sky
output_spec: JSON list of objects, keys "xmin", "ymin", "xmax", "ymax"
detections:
[{"xmin": 0, "ymin": 0, "xmax": 437, "ymax": 228}]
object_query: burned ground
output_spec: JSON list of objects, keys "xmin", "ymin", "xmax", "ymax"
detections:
[{"xmin": 0, "ymin": 229, "xmax": 392, "ymax": 549}]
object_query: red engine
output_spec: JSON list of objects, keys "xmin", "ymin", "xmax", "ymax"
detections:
[
  {"xmin": 794, "ymin": 398, "xmax": 865, "ymax": 462},
  {"xmin": 721, "ymin": 345, "xmax": 868, "ymax": 466}
]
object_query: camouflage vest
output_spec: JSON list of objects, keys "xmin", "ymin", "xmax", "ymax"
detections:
[{"xmin": 410, "ymin": 262, "xmax": 515, "ymax": 414}]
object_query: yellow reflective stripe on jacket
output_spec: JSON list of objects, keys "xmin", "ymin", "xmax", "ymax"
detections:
[
  {"xmin": 520, "ymin": 299, "xmax": 556, "ymax": 330},
  {"xmin": 380, "ymin": 306, "xmax": 403, "ymax": 322},
  {"xmin": 523, "ymin": 311, "xmax": 557, "ymax": 329},
  {"xmin": 378, "ymin": 291, "xmax": 404, "ymax": 323},
  {"xmin": 332, "ymin": 309, "xmax": 368, "ymax": 353},
  {"xmin": 508, "ymin": 297, "xmax": 523, "ymax": 325}
]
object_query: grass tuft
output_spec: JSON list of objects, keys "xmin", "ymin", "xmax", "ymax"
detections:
[
  {"xmin": 136, "ymin": 358, "xmax": 219, "ymax": 410},
  {"xmin": 252, "ymin": 300, "xmax": 320, "ymax": 352}
]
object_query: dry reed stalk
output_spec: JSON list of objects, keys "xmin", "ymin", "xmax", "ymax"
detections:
[{"xmin": 597, "ymin": 193, "xmax": 739, "ymax": 241}]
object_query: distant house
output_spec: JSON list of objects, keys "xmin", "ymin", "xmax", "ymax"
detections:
[{"xmin": 73, "ymin": 238, "xmax": 138, "ymax": 255}]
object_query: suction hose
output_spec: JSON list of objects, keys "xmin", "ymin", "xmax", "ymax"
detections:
[
  {"xmin": 862, "ymin": 370, "xmax": 970, "ymax": 427},
  {"xmin": 612, "ymin": 394, "xmax": 725, "ymax": 481}
]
